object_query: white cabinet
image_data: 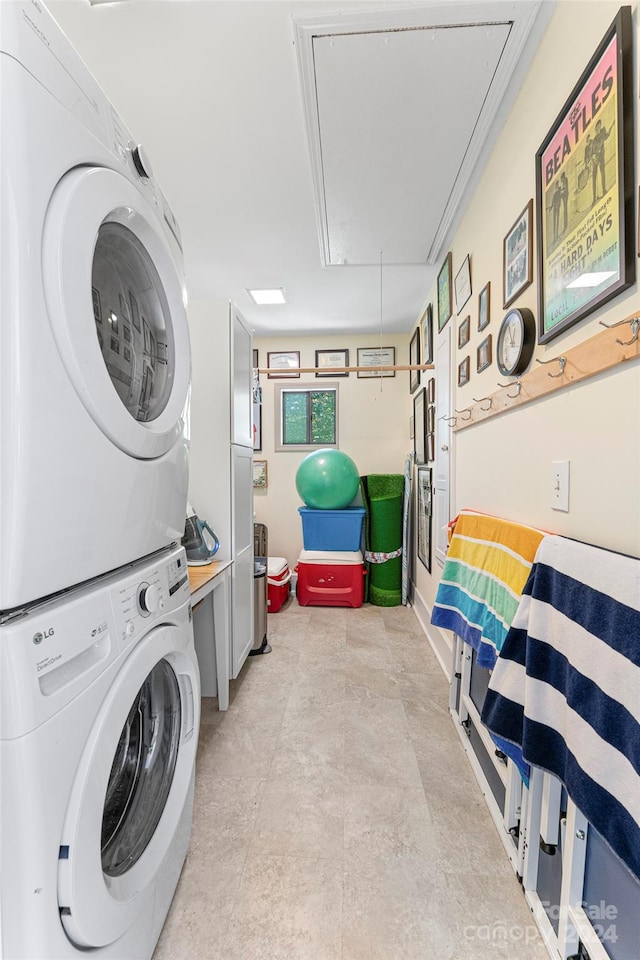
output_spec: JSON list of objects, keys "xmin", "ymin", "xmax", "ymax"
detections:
[{"xmin": 188, "ymin": 300, "xmax": 254, "ymax": 685}]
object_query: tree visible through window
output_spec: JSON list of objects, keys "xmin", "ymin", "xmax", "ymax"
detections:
[{"xmin": 276, "ymin": 383, "xmax": 338, "ymax": 450}]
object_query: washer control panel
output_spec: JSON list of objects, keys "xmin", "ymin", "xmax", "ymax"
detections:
[{"xmin": 113, "ymin": 546, "xmax": 190, "ymax": 647}]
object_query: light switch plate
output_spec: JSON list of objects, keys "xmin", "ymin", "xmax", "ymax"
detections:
[{"xmin": 551, "ymin": 460, "xmax": 570, "ymax": 512}]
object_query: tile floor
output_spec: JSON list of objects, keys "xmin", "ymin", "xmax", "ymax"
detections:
[{"xmin": 154, "ymin": 602, "xmax": 549, "ymax": 960}]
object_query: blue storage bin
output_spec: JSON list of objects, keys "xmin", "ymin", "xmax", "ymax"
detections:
[{"xmin": 298, "ymin": 506, "xmax": 365, "ymax": 551}]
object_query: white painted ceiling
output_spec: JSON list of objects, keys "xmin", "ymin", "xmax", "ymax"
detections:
[{"xmin": 46, "ymin": 0, "xmax": 552, "ymax": 337}]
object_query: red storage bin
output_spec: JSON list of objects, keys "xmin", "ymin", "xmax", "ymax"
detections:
[
  {"xmin": 296, "ymin": 550, "xmax": 365, "ymax": 608},
  {"xmin": 267, "ymin": 557, "xmax": 291, "ymax": 612}
]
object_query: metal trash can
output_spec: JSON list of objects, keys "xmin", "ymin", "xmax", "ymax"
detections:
[{"xmin": 250, "ymin": 557, "xmax": 271, "ymax": 655}]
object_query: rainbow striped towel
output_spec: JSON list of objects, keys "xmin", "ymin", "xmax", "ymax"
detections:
[
  {"xmin": 431, "ymin": 510, "xmax": 545, "ymax": 668},
  {"xmin": 482, "ymin": 536, "xmax": 640, "ymax": 882}
]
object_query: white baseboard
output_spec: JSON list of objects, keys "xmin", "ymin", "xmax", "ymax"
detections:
[{"xmin": 410, "ymin": 585, "xmax": 453, "ymax": 678}]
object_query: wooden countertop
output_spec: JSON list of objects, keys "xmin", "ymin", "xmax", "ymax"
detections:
[{"xmin": 188, "ymin": 559, "xmax": 233, "ymax": 600}]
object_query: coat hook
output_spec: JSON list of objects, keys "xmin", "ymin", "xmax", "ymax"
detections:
[
  {"xmin": 472, "ymin": 396, "xmax": 492, "ymax": 411},
  {"xmin": 440, "ymin": 414, "xmax": 457, "ymax": 425},
  {"xmin": 614, "ymin": 317, "xmax": 640, "ymax": 346},
  {"xmin": 536, "ymin": 356, "xmax": 566, "ymax": 378},
  {"xmin": 454, "ymin": 408, "xmax": 472, "ymax": 420},
  {"xmin": 498, "ymin": 380, "xmax": 522, "ymax": 398}
]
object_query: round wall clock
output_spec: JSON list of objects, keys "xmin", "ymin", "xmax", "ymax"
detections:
[{"xmin": 496, "ymin": 307, "xmax": 536, "ymax": 377}]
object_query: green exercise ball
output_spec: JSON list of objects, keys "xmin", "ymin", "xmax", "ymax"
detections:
[{"xmin": 296, "ymin": 449, "xmax": 360, "ymax": 510}]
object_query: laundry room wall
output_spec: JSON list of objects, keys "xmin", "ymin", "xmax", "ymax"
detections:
[
  {"xmin": 416, "ymin": 0, "xmax": 640, "ymax": 660},
  {"xmin": 253, "ymin": 334, "xmax": 411, "ymax": 567}
]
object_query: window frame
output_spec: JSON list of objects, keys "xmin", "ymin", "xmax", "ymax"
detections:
[{"xmin": 274, "ymin": 381, "xmax": 339, "ymax": 452}]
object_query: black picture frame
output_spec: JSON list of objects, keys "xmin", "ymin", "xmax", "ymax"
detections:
[
  {"xmin": 409, "ymin": 327, "xmax": 421, "ymax": 393},
  {"xmin": 413, "ymin": 387, "xmax": 427, "ymax": 464},
  {"xmin": 315, "ymin": 349, "xmax": 349, "ymax": 377},
  {"xmin": 458, "ymin": 356, "xmax": 470, "ymax": 387},
  {"xmin": 503, "ymin": 200, "xmax": 534, "ymax": 308},
  {"xmin": 477, "ymin": 334, "xmax": 492, "ymax": 373},
  {"xmin": 536, "ymin": 7, "xmax": 635, "ymax": 344},
  {"xmin": 417, "ymin": 466, "xmax": 432, "ymax": 572},
  {"xmin": 253, "ymin": 400, "xmax": 262, "ymax": 451},
  {"xmin": 458, "ymin": 316, "xmax": 470, "ymax": 348},
  {"xmin": 420, "ymin": 303, "xmax": 434, "ymax": 365},
  {"xmin": 437, "ymin": 253, "xmax": 453, "ymax": 332},
  {"xmin": 454, "ymin": 254, "xmax": 472, "ymax": 314},
  {"xmin": 478, "ymin": 282, "xmax": 491, "ymax": 331}
]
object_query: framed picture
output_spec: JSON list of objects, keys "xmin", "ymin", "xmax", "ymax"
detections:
[
  {"xmin": 409, "ymin": 327, "xmax": 421, "ymax": 393},
  {"xmin": 357, "ymin": 347, "xmax": 395, "ymax": 378},
  {"xmin": 437, "ymin": 253, "xmax": 453, "ymax": 332},
  {"xmin": 315, "ymin": 349, "xmax": 349, "ymax": 377},
  {"xmin": 477, "ymin": 334, "xmax": 492, "ymax": 373},
  {"xmin": 427, "ymin": 377, "xmax": 435, "ymax": 404},
  {"xmin": 253, "ymin": 348, "xmax": 259, "ymax": 370},
  {"xmin": 458, "ymin": 356, "xmax": 470, "ymax": 387},
  {"xmin": 426, "ymin": 405, "xmax": 435, "ymax": 434},
  {"xmin": 419, "ymin": 303, "xmax": 433, "ymax": 365},
  {"xmin": 267, "ymin": 351, "xmax": 300, "ymax": 378},
  {"xmin": 252, "ymin": 401, "xmax": 262, "ymax": 451},
  {"xmin": 426, "ymin": 434, "xmax": 435, "ymax": 463},
  {"xmin": 413, "ymin": 387, "xmax": 427, "ymax": 464},
  {"xmin": 458, "ymin": 315, "xmax": 470, "ymax": 349},
  {"xmin": 503, "ymin": 200, "xmax": 533, "ymax": 308},
  {"xmin": 409, "ymin": 416, "xmax": 414, "ymax": 439},
  {"xmin": 454, "ymin": 255, "xmax": 472, "ymax": 314},
  {"xmin": 253, "ymin": 460, "xmax": 267, "ymax": 489},
  {"xmin": 416, "ymin": 466, "xmax": 432, "ymax": 572},
  {"xmin": 478, "ymin": 282, "xmax": 491, "ymax": 331},
  {"xmin": 536, "ymin": 8, "xmax": 635, "ymax": 344}
]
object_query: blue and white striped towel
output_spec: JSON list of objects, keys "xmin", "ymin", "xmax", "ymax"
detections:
[{"xmin": 482, "ymin": 535, "xmax": 640, "ymax": 882}]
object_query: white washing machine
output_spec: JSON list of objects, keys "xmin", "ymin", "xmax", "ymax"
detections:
[
  {"xmin": 0, "ymin": 544, "xmax": 200, "ymax": 960},
  {"xmin": 0, "ymin": 1, "xmax": 191, "ymax": 611}
]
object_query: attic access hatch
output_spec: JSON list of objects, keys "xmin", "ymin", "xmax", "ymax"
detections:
[{"xmin": 294, "ymin": 2, "xmax": 546, "ymax": 268}]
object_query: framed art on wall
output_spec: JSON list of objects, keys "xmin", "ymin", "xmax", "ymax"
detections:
[
  {"xmin": 315, "ymin": 349, "xmax": 349, "ymax": 377},
  {"xmin": 409, "ymin": 327, "xmax": 421, "ymax": 393},
  {"xmin": 478, "ymin": 282, "xmax": 491, "ymax": 331},
  {"xmin": 503, "ymin": 199, "xmax": 533, "ymax": 308},
  {"xmin": 437, "ymin": 253, "xmax": 453, "ymax": 332},
  {"xmin": 458, "ymin": 356, "xmax": 470, "ymax": 387},
  {"xmin": 413, "ymin": 387, "xmax": 426, "ymax": 464},
  {"xmin": 454, "ymin": 255, "xmax": 472, "ymax": 314},
  {"xmin": 477, "ymin": 334, "xmax": 492, "ymax": 372},
  {"xmin": 536, "ymin": 7, "xmax": 635, "ymax": 344},
  {"xmin": 253, "ymin": 401, "xmax": 262, "ymax": 451},
  {"xmin": 357, "ymin": 347, "xmax": 395, "ymax": 378},
  {"xmin": 427, "ymin": 377, "xmax": 435, "ymax": 404},
  {"xmin": 416, "ymin": 466, "xmax": 432, "ymax": 572},
  {"xmin": 420, "ymin": 303, "xmax": 433, "ymax": 365},
  {"xmin": 253, "ymin": 460, "xmax": 268, "ymax": 489},
  {"xmin": 458, "ymin": 316, "xmax": 470, "ymax": 349},
  {"xmin": 267, "ymin": 351, "xmax": 300, "ymax": 378}
]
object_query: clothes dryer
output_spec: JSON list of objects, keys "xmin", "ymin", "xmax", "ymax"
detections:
[
  {"xmin": 0, "ymin": 544, "xmax": 199, "ymax": 960},
  {"xmin": 0, "ymin": 1, "xmax": 191, "ymax": 611}
]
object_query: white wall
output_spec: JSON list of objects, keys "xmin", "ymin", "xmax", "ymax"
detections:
[
  {"xmin": 415, "ymin": 0, "xmax": 640, "ymax": 634},
  {"xmin": 253, "ymin": 334, "xmax": 412, "ymax": 567}
]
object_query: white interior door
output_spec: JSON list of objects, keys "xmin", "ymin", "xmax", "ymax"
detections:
[
  {"xmin": 231, "ymin": 307, "xmax": 253, "ymax": 448},
  {"xmin": 231, "ymin": 444, "xmax": 253, "ymax": 678}
]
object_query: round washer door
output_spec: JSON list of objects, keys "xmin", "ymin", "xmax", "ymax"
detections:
[
  {"xmin": 43, "ymin": 166, "xmax": 190, "ymax": 460},
  {"xmin": 58, "ymin": 624, "xmax": 199, "ymax": 949}
]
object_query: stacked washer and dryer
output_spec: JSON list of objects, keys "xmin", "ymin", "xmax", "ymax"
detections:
[{"xmin": 0, "ymin": 3, "xmax": 199, "ymax": 958}]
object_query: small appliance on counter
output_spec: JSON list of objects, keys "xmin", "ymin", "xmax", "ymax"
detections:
[{"xmin": 181, "ymin": 503, "xmax": 220, "ymax": 565}]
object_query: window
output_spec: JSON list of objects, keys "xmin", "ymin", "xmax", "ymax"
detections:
[{"xmin": 275, "ymin": 381, "xmax": 338, "ymax": 451}]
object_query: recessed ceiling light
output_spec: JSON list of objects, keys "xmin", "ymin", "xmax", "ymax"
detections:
[{"xmin": 247, "ymin": 287, "xmax": 287, "ymax": 305}]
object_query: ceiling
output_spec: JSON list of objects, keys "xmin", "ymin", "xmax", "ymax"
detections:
[{"xmin": 46, "ymin": 0, "xmax": 553, "ymax": 337}]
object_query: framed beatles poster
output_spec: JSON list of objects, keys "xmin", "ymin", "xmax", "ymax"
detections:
[{"xmin": 535, "ymin": 8, "xmax": 635, "ymax": 344}]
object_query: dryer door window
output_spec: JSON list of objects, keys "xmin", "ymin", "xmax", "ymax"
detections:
[
  {"xmin": 101, "ymin": 659, "xmax": 181, "ymax": 877},
  {"xmin": 92, "ymin": 223, "xmax": 171, "ymax": 424},
  {"xmin": 43, "ymin": 166, "xmax": 190, "ymax": 460}
]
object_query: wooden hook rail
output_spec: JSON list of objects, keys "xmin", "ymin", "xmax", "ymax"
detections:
[
  {"xmin": 257, "ymin": 363, "xmax": 434, "ymax": 376},
  {"xmin": 453, "ymin": 310, "xmax": 640, "ymax": 432}
]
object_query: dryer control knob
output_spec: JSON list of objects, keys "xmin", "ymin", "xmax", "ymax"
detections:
[
  {"xmin": 131, "ymin": 144, "xmax": 153, "ymax": 180},
  {"xmin": 139, "ymin": 583, "xmax": 160, "ymax": 614}
]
